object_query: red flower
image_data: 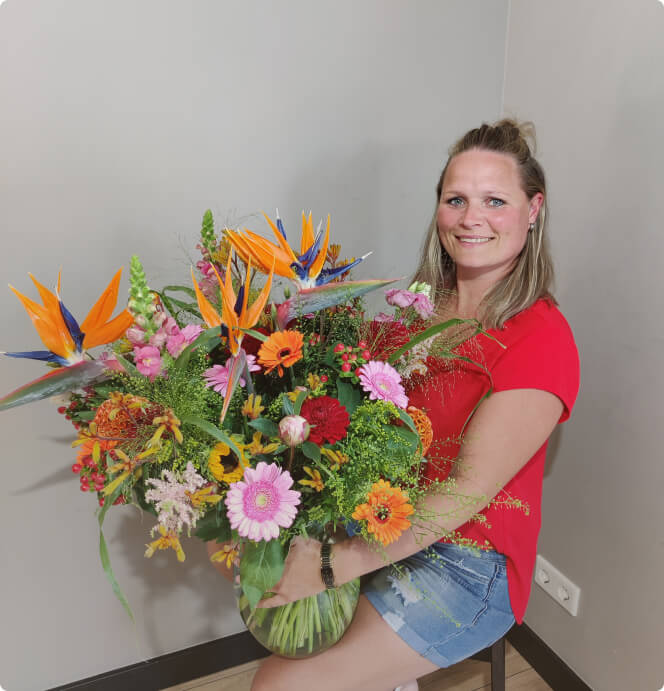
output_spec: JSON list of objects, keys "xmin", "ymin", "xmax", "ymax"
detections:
[
  {"xmin": 363, "ymin": 319, "xmax": 410, "ymax": 361},
  {"xmin": 300, "ymin": 396, "xmax": 350, "ymax": 445}
]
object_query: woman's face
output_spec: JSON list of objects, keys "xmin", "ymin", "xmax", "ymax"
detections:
[{"xmin": 436, "ymin": 149, "xmax": 543, "ymax": 283}]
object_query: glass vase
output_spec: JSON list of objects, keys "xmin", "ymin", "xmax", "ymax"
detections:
[{"xmin": 234, "ymin": 573, "xmax": 361, "ymax": 658}]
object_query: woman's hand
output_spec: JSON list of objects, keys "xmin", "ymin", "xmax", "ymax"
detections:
[{"xmin": 256, "ymin": 536, "xmax": 325, "ymax": 608}]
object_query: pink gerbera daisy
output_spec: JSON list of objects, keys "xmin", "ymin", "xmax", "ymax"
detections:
[
  {"xmin": 358, "ymin": 360, "xmax": 409, "ymax": 409},
  {"xmin": 225, "ymin": 462, "xmax": 301, "ymax": 541},
  {"xmin": 203, "ymin": 354, "xmax": 261, "ymax": 396}
]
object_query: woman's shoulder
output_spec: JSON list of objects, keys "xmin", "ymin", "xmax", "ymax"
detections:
[{"xmin": 491, "ymin": 297, "xmax": 575, "ymax": 348}]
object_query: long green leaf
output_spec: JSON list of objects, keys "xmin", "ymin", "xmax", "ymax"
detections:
[
  {"xmin": 276, "ymin": 278, "xmax": 400, "ymax": 329},
  {"xmin": 0, "ymin": 360, "xmax": 107, "ymax": 411},
  {"xmin": 113, "ymin": 352, "xmax": 140, "ymax": 377},
  {"xmin": 181, "ymin": 415, "xmax": 243, "ymax": 459},
  {"xmin": 240, "ymin": 540, "xmax": 286, "ymax": 610}
]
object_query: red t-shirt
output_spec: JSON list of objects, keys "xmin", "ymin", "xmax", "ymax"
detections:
[{"xmin": 406, "ymin": 298, "xmax": 580, "ymax": 624}]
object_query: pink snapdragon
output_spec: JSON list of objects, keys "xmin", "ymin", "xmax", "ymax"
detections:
[{"xmin": 134, "ymin": 345, "xmax": 163, "ymax": 379}]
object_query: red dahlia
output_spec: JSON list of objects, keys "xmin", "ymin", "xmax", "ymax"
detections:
[{"xmin": 300, "ymin": 396, "xmax": 350, "ymax": 445}]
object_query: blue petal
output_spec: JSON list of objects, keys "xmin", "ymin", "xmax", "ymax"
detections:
[
  {"xmin": 290, "ymin": 261, "xmax": 309, "ymax": 282},
  {"xmin": 315, "ymin": 256, "xmax": 367, "ymax": 286},
  {"xmin": 234, "ymin": 285, "xmax": 245, "ymax": 317},
  {"xmin": 3, "ymin": 350, "xmax": 69, "ymax": 366},
  {"xmin": 58, "ymin": 300, "xmax": 85, "ymax": 351},
  {"xmin": 298, "ymin": 224, "xmax": 325, "ymax": 269},
  {"xmin": 276, "ymin": 215, "xmax": 288, "ymax": 241}
]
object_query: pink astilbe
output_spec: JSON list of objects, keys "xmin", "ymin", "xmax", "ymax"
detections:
[
  {"xmin": 358, "ymin": 360, "xmax": 409, "ymax": 409},
  {"xmin": 225, "ymin": 462, "xmax": 301, "ymax": 541},
  {"xmin": 203, "ymin": 354, "xmax": 261, "ymax": 396},
  {"xmin": 145, "ymin": 462, "xmax": 207, "ymax": 535}
]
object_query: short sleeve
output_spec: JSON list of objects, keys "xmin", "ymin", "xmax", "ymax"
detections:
[{"xmin": 489, "ymin": 308, "xmax": 580, "ymax": 422}]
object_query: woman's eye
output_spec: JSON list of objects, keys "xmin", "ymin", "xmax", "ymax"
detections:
[
  {"xmin": 446, "ymin": 197, "xmax": 464, "ymax": 207},
  {"xmin": 487, "ymin": 198, "xmax": 505, "ymax": 207}
]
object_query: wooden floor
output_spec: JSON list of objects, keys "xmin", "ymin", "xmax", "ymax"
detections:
[{"xmin": 162, "ymin": 642, "xmax": 551, "ymax": 691}]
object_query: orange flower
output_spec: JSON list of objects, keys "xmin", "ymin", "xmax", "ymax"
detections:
[
  {"xmin": 257, "ymin": 330, "xmax": 304, "ymax": 376},
  {"xmin": 351, "ymin": 479, "xmax": 414, "ymax": 546},
  {"xmin": 406, "ymin": 406, "xmax": 433, "ymax": 457}
]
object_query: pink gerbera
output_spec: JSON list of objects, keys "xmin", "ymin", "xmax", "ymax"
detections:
[
  {"xmin": 225, "ymin": 462, "xmax": 301, "ymax": 541},
  {"xmin": 358, "ymin": 360, "xmax": 409, "ymax": 409},
  {"xmin": 203, "ymin": 354, "xmax": 261, "ymax": 396}
]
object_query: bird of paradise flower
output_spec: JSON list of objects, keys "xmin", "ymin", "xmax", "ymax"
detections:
[
  {"xmin": 225, "ymin": 211, "xmax": 370, "ymax": 290},
  {"xmin": 0, "ymin": 269, "xmax": 134, "ymax": 411}
]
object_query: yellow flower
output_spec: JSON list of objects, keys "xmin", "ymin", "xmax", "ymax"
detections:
[
  {"xmin": 210, "ymin": 237, "xmax": 232, "ymax": 266},
  {"xmin": 299, "ymin": 466, "xmax": 324, "ymax": 492},
  {"xmin": 149, "ymin": 409, "xmax": 184, "ymax": 447},
  {"xmin": 210, "ymin": 543, "xmax": 239, "ymax": 569},
  {"xmin": 246, "ymin": 430, "xmax": 280, "ymax": 456},
  {"xmin": 103, "ymin": 446, "xmax": 156, "ymax": 495},
  {"xmin": 320, "ymin": 447, "xmax": 349, "ymax": 470},
  {"xmin": 186, "ymin": 485, "xmax": 222, "ymax": 509},
  {"xmin": 145, "ymin": 525, "xmax": 185, "ymax": 561},
  {"xmin": 286, "ymin": 386, "xmax": 308, "ymax": 403},
  {"xmin": 306, "ymin": 373, "xmax": 323, "ymax": 392},
  {"xmin": 208, "ymin": 442, "xmax": 245, "ymax": 484},
  {"xmin": 241, "ymin": 394, "xmax": 265, "ymax": 420}
]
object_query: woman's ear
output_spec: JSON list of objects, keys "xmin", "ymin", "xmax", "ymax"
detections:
[{"xmin": 529, "ymin": 192, "xmax": 545, "ymax": 224}]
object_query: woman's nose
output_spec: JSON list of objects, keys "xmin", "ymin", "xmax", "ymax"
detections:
[{"xmin": 460, "ymin": 202, "xmax": 484, "ymax": 228}]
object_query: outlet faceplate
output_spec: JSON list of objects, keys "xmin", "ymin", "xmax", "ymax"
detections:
[{"xmin": 534, "ymin": 554, "xmax": 581, "ymax": 616}]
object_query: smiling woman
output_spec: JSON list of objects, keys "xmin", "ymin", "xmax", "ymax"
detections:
[{"xmin": 250, "ymin": 120, "xmax": 579, "ymax": 691}]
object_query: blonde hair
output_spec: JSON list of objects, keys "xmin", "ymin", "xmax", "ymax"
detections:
[{"xmin": 413, "ymin": 119, "xmax": 555, "ymax": 329}]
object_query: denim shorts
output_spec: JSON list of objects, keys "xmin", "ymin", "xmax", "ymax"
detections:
[{"xmin": 363, "ymin": 542, "xmax": 515, "ymax": 668}]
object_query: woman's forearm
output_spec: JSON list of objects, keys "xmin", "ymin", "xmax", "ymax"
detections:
[{"xmin": 333, "ymin": 482, "xmax": 491, "ymax": 585}]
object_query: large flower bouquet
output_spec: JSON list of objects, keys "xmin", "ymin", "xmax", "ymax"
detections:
[{"xmin": 1, "ymin": 210, "xmax": 488, "ymax": 657}]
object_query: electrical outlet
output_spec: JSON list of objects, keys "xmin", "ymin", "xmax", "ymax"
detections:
[{"xmin": 534, "ymin": 554, "xmax": 581, "ymax": 616}]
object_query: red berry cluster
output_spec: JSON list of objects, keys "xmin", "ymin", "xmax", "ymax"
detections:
[
  {"xmin": 332, "ymin": 340, "xmax": 372, "ymax": 380},
  {"xmin": 70, "ymin": 446, "xmax": 125, "ymax": 506}
]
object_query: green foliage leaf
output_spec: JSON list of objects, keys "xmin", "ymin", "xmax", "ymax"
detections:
[
  {"xmin": 292, "ymin": 388, "xmax": 308, "ymax": 415},
  {"xmin": 282, "ymin": 396, "xmax": 294, "ymax": 416},
  {"xmin": 240, "ymin": 540, "xmax": 286, "ymax": 610},
  {"xmin": 113, "ymin": 352, "xmax": 140, "ymax": 377},
  {"xmin": 239, "ymin": 328, "xmax": 269, "ymax": 342},
  {"xmin": 0, "ymin": 360, "xmax": 107, "ymax": 411},
  {"xmin": 194, "ymin": 509, "xmax": 231, "ymax": 543},
  {"xmin": 181, "ymin": 415, "xmax": 243, "ymax": 459},
  {"xmin": 336, "ymin": 380, "xmax": 361, "ymax": 417},
  {"xmin": 301, "ymin": 441, "xmax": 321, "ymax": 462},
  {"xmin": 248, "ymin": 417, "xmax": 280, "ymax": 438}
]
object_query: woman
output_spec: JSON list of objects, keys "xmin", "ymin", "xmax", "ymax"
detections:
[{"xmin": 249, "ymin": 120, "xmax": 580, "ymax": 691}]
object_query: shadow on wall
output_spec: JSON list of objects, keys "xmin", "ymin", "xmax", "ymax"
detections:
[
  {"xmin": 544, "ymin": 425, "xmax": 563, "ymax": 478},
  {"xmin": 106, "ymin": 508, "xmax": 240, "ymax": 655}
]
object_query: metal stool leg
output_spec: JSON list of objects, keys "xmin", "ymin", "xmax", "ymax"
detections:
[{"xmin": 490, "ymin": 636, "xmax": 506, "ymax": 691}]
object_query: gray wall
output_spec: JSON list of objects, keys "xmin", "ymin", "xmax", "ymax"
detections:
[
  {"xmin": 0, "ymin": 1, "xmax": 507, "ymax": 688},
  {"xmin": 503, "ymin": 1, "xmax": 664, "ymax": 690}
]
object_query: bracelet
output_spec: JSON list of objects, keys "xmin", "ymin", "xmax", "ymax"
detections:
[{"xmin": 320, "ymin": 542, "xmax": 335, "ymax": 589}]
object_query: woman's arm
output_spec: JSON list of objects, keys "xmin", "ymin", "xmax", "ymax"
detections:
[{"xmin": 259, "ymin": 388, "xmax": 563, "ymax": 607}]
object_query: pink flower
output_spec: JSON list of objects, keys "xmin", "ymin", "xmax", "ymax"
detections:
[
  {"xmin": 278, "ymin": 415, "xmax": 310, "ymax": 447},
  {"xmin": 127, "ymin": 326, "xmax": 147, "ymax": 346},
  {"xmin": 134, "ymin": 345, "xmax": 163, "ymax": 379},
  {"xmin": 373, "ymin": 312, "xmax": 398, "ymax": 323},
  {"xmin": 166, "ymin": 332, "xmax": 186, "ymax": 357},
  {"xmin": 99, "ymin": 351, "xmax": 124, "ymax": 373},
  {"xmin": 203, "ymin": 354, "xmax": 261, "ymax": 396},
  {"xmin": 358, "ymin": 360, "xmax": 409, "ymax": 409},
  {"xmin": 385, "ymin": 289, "xmax": 417, "ymax": 309},
  {"xmin": 412, "ymin": 293, "xmax": 434, "ymax": 319},
  {"xmin": 149, "ymin": 330, "xmax": 168, "ymax": 349},
  {"xmin": 225, "ymin": 462, "xmax": 301, "ymax": 541},
  {"xmin": 181, "ymin": 324, "xmax": 203, "ymax": 343}
]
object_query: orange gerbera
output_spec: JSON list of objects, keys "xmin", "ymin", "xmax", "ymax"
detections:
[
  {"xmin": 257, "ymin": 330, "xmax": 304, "ymax": 376},
  {"xmin": 406, "ymin": 406, "xmax": 433, "ymax": 457},
  {"xmin": 352, "ymin": 479, "xmax": 414, "ymax": 546}
]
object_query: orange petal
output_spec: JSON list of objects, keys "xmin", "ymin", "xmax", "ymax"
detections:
[
  {"xmin": 243, "ymin": 260, "xmax": 274, "ymax": 329},
  {"xmin": 262, "ymin": 214, "xmax": 298, "ymax": 263},
  {"xmin": 191, "ymin": 268, "xmax": 222, "ymax": 327},
  {"xmin": 82, "ymin": 309, "xmax": 134, "ymax": 349},
  {"xmin": 308, "ymin": 214, "xmax": 331, "ymax": 280},
  {"xmin": 80, "ymin": 269, "xmax": 123, "ymax": 334},
  {"xmin": 9, "ymin": 283, "xmax": 74, "ymax": 359},
  {"xmin": 300, "ymin": 211, "xmax": 314, "ymax": 255}
]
